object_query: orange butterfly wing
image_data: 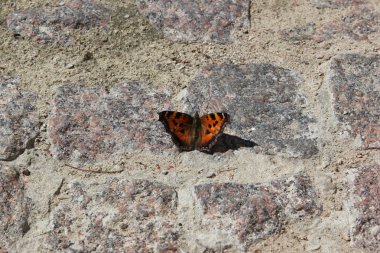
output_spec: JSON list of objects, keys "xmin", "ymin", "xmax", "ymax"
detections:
[
  {"xmin": 158, "ymin": 111, "xmax": 195, "ymax": 151},
  {"xmin": 197, "ymin": 112, "xmax": 230, "ymax": 151}
]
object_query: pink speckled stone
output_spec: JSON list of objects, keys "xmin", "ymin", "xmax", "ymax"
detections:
[
  {"xmin": 0, "ymin": 165, "xmax": 31, "ymax": 251},
  {"xmin": 0, "ymin": 76, "xmax": 39, "ymax": 161},
  {"xmin": 346, "ymin": 164, "xmax": 380, "ymax": 251},
  {"xmin": 194, "ymin": 174, "xmax": 319, "ymax": 249},
  {"xmin": 136, "ymin": 0, "xmax": 250, "ymax": 43},
  {"xmin": 282, "ymin": 7, "xmax": 379, "ymax": 43},
  {"xmin": 328, "ymin": 54, "xmax": 380, "ymax": 149},
  {"xmin": 46, "ymin": 178, "xmax": 182, "ymax": 252},
  {"xmin": 7, "ymin": 0, "xmax": 111, "ymax": 45},
  {"xmin": 183, "ymin": 63, "xmax": 318, "ymax": 158},
  {"xmin": 48, "ymin": 82, "xmax": 172, "ymax": 165}
]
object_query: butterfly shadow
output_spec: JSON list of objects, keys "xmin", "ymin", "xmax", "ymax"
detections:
[{"xmin": 204, "ymin": 134, "xmax": 258, "ymax": 154}]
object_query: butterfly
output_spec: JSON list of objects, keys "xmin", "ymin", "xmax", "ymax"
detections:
[{"xmin": 158, "ymin": 111, "xmax": 230, "ymax": 152}]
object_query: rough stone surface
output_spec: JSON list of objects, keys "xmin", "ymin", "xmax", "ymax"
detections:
[
  {"xmin": 2, "ymin": 0, "xmax": 380, "ymax": 251},
  {"xmin": 0, "ymin": 77, "xmax": 39, "ymax": 161},
  {"xmin": 280, "ymin": 22, "xmax": 317, "ymax": 43},
  {"xmin": 310, "ymin": 0, "xmax": 366, "ymax": 9},
  {"xmin": 327, "ymin": 54, "xmax": 380, "ymax": 149},
  {"xmin": 45, "ymin": 178, "xmax": 181, "ymax": 252},
  {"xmin": 136, "ymin": 0, "xmax": 250, "ymax": 43},
  {"xmin": 194, "ymin": 174, "xmax": 319, "ymax": 250},
  {"xmin": 183, "ymin": 63, "xmax": 318, "ymax": 157},
  {"xmin": 346, "ymin": 164, "xmax": 380, "ymax": 251},
  {"xmin": 281, "ymin": 7, "xmax": 379, "ymax": 43},
  {"xmin": 48, "ymin": 82, "xmax": 172, "ymax": 165},
  {"xmin": 6, "ymin": 0, "xmax": 111, "ymax": 45},
  {"xmin": 0, "ymin": 165, "xmax": 31, "ymax": 251}
]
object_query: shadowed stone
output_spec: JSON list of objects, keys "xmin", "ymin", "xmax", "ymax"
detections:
[
  {"xmin": 183, "ymin": 63, "xmax": 318, "ymax": 157},
  {"xmin": 45, "ymin": 178, "xmax": 182, "ymax": 252},
  {"xmin": 346, "ymin": 164, "xmax": 380, "ymax": 251},
  {"xmin": 0, "ymin": 77, "xmax": 39, "ymax": 161},
  {"xmin": 48, "ymin": 82, "xmax": 172, "ymax": 165},
  {"xmin": 194, "ymin": 174, "xmax": 319, "ymax": 250},
  {"xmin": 281, "ymin": 7, "xmax": 379, "ymax": 43},
  {"xmin": 136, "ymin": 0, "xmax": 251, "ymax": 43},
  {"xmin": 327, "ymin": 54, "xmax": 380, "ymax": 149},
  {"xmin": 6, "ymin": 0, "xmax": 111, "ymax": 45},
  {"xmin": 0, "ymin": 165, "xmax": 31, "ymax": 251}
]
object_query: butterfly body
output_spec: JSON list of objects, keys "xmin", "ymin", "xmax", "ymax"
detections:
[{"xmin": 158, "ymin": 111, "xmax": 229, "ymax": 152}]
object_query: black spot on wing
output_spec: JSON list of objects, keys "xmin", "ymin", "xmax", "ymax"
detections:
[
  {"xmin": 206, "ymin": 130, "xmax": 211, "ymax": 135},
  {"xmin": 217, "ymin": 112, "xmax": 224, "ymax": 119},
  {"xmin": 180, "ymin": 129, "xmax": 185, "ymax": 134},
  {"xmin": 213, "ymin": 121, "xmax": 218, "ymax": 127},
  {"xmin": 210, "ymin": 113, "xmax": 216, "ymax": 120},
  {"xmin": 175, "ymin": 113, "xmax": 181, "ymax": 119},
  {"xmin": 208, "ymin": 124, "xmax": 212, "ymax": 128},
  {"xmin": 166, "ymin": 111, "xmax": 174, "ymax": 117}
]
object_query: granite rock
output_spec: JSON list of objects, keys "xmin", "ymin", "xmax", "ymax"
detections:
[
  {"xmin": 48, "ymin": 82, "xmax": 172, "ymax": 165},
  {"xmin": 0, "ymin": 77, "xmax": 39, "ymax": 161},
  {"xmin": 0, "ymin": 165, "xmax": 31, "ymax": 251},
  {"xmin": 327, "ymin": 54, "xmax": 380, "ymax": 149},
  {"xmin": 183, "ymin": 63, "xmax": 318, "ymax": 157},
  {"xmin": 282, "ymin": 7, "xmax": 379, "ymax": 43},
  {"xmin": 346, "ymin": 163, "xmax": 380, "ymax": 251},
  {"xmin": 194, "ymin": 174, "xmax": 319, "ymax": 250},
  {"xmin": 45, "ymin": 178, "xmax": 181, "ymax": 252},
  {"xmin": 7, "ymin": 0, "xmax": 111, "ymax": 45},
  {"xmin": 136, "ymin": 0, "xmax": 250, "ymax": 43}
]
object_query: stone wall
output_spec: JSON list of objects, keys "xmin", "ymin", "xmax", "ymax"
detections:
[{"xmin": 0, "ymin": 0, "xmax": 379, "ymax": 252}]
